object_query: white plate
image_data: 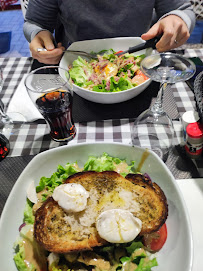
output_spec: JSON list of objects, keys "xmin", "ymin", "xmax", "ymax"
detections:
[
  {"xmin": 177, "ymin": 178, "xmax": 203, "ymax": 271},
  {"xmin": 0, "ymin": 143, "xmax": 193, "ymax": 271},
  {"xmin": 59, "ymin": 37, "xmax": 152, "ymax": 104}
]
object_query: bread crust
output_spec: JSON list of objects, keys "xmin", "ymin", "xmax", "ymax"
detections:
[
  {"xmin": 34, "ymin": 171, "xmax": 168, "ymax": 253},
  {"xmin": 34, "ymin": 197, "xmax": 106, "ymax": 253},
  {"xmin": 125, "ymin": 173, "xmax": 168, "ymax": 233}
]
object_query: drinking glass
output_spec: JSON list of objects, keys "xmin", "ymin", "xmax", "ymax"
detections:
[
  {"xmin": 131, "ymin": 53, "xmax": 196, "ymax": 161},
  {"xmin": 25, "ymin": 66, "xmax": 76, "ymax": 142},
  {"xmin": 0, "ymin": 133, "xmax": 10, "ymax": 161},
  {"xmin": 0, "ymin": 67, "xmax": 26, "ymax": 135}
]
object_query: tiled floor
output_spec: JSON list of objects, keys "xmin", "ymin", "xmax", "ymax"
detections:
[{"xmin": 0, "ymin": 9, "xmax": 30, "ymax": 58}]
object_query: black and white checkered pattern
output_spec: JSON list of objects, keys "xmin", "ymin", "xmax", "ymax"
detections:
[{"xmin": 0, "ymin": 50, "xmax": 203, "ymax": 176}]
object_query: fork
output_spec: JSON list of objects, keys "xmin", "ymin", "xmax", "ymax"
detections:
[
  {"xmin": 37, "ymin": 48, "xmax": 99, "ymax": 59},
  {"xmin": 37, "ymin": 36, "xmax": 161, "ymax": 59}
]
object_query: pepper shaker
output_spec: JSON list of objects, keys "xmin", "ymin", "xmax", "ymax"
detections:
[{"xmin": 185, "ymin": 122, "xmax": 203, "ymax": 159}]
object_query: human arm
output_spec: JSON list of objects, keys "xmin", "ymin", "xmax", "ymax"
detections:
[
  {"xmin": 142, "ymin": 15, "xmax": 190, "ymax": 52},
  {"xmin": 23, "ymin": 0, "xmax": 65, "ymax": 64},
  {"xmin": 23, "ymin": 0, "xmax": 58, "ymax": 42},
  {"xmin": 141, "ymin": 0, "xmax": 196, "ymax": 52},
  {"xmin": 30, "ymin": 31, "xmax": 65, "ymax": 64}
]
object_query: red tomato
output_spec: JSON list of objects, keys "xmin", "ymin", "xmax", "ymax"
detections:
[
  {"xmin": 143, "ymin": 223, "xmax": 167, "ymax": 251},
  {"xmin": 136, "ymin": 70, "xmax": 149, "ymax": 80},
  {"xmin": 115, "ymin": 50, "xmax": 124, "ymax": 57},
  {"xmin": 115, "ymin": 50, "xmax": 124, "ymax": 54}
]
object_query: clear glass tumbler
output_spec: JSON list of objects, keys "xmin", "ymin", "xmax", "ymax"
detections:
[{"xmin": 25, "ymin": 66, "xmax": 76, "ymax": 142}]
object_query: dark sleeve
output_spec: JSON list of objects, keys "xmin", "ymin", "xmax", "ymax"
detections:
[
  {"xmin": 154, "ymin": 0, "xmax": 195, "ymax": 32},
  {"xmin": 24, "ymin": 0, "xmax": 59, "ymax": 42}
]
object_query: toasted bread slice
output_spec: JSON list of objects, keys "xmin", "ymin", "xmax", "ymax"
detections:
[
  {"xmin": 125, "ymin": 173, "xmax": 168, "ymax": 233},
  {"xmin": 34, "ymin": 171, "xmax": 168, "ymax": 253}
]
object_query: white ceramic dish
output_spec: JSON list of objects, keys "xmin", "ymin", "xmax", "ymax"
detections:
[
  {"xmin": 0, "ymin": 143, "xmax": 193, "ymax": 271},
  {"xmin": 177, "ymin": 178, "xmax": 203, "ymax": 271},
  {"xmin": 59, "ymin": 37, "xmax": 152, "ymax": 104}
]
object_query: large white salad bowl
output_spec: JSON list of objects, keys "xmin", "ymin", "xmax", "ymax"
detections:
[
  {"xmin": 59, "ymin": 37, "xmax": 152, "ymax": 104},
  {"xmin": 0, "ymin": 143, "xmax": 193, "ymax": 271}
]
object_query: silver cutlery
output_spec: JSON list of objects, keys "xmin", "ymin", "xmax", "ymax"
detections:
[{"xmin": 37, "ymin": 36, "xmax": 161, "ymax": 59}]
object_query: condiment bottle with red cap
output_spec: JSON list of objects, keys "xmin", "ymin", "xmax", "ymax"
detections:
[{"xmin": 185, "ymin": 122, "xmax": 203, "ymax": 159}]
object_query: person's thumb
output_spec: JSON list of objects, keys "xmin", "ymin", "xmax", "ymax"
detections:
[
  {"xmin": 141, "ymin": 23, "xmax": 160, "ymax": 41},
  {"xmin": 40, "ymin": 31, "xmax": 55, "ymax": 51},
  {"xmin": 44, "ymin": 39, "xmax": 55, "ymax": 51}
]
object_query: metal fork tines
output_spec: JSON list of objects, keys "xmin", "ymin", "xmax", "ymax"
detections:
[{"xmin": 37, "ymin": 48, "xmax": 98, "ymax": 59}]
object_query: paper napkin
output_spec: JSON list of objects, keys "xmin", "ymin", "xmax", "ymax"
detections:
[{"xmin": 7, "ymin": 74, "xmax": 44, "ymax": 122}]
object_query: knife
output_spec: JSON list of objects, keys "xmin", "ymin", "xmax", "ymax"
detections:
[{"xmin": 115, "ymin": 36, "xmax": 161, "ymax": 56}]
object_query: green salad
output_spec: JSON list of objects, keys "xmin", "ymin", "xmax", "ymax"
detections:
[
  {"xmin": 13, "ymin": 153, "xmax": 158, "ymax": 271},
  {"xmin": 69, "ymin": 49, "xmax": 148, "ymax": 93}
]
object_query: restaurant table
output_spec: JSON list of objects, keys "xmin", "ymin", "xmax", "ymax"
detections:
[
  {"xmin": 1, "ymin": 48, "xmax": 203, "ymax": 176},
  {"xmin": 0, "ymin": 47, "xmax": 203, "ymax": 208},
  {"xmin": 0, "ymin": 48, "xmax": 202, "ymax": 187},
  {"xmin": 0, "ymin": 47, "xmax": 203, "ymax": 270}
]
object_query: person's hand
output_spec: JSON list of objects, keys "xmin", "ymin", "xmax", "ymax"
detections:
[
  {"xmin": 30, "ymin": 30, "xmax": 65, "ymax": 64},
  {"xmin": 141, "ymin": 15, "xmax": 190, "ymax": 52}
]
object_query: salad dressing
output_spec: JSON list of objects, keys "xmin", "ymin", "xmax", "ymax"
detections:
[
  {"xmin": 23, "ymin": 230, "xmax": 47, "ymax": 271},
  {"xmin": 33, "ymin": 189, "xmax": 51, "ymax": 213},
  {"xmin": 113, "ymin": 161, "xmax": 129, "ymax": 174},
  {"xmin": 122, "ymin": 261, "xmax": 138, "ymax": 271},
  {"xmin": 136, "ymin": 149, "xmax": 150, "ymax": 172},
  {"xmin": 78, "ymin": 252, "xmax": 111, "ymax": 270}
]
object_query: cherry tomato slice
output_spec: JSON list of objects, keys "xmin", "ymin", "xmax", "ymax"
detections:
[
  {"xmin": 116, "ymin": 50, "xmax": 123, "ymax": 53},
  {"xmin": 115, "ymin": 50, "xmax": 124, "ymax": 57},
  {"xmin": 136, "ymin": 70, "xmax": 149, "ymax": 80},
  {"xmin": 143, "ymin": 223, "xmax": 167, "ymax": 252}
]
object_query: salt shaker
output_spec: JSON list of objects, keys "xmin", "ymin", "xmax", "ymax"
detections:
[{"xmin": 182, "ymin": 110, "xmax": 200, "ymax": 141}]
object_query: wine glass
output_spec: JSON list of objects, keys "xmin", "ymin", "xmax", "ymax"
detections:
[
  {"xmin": 131, "ymin": 52, "xmax": 196, "ymax": 161},
  {"xmin": 0, "ymin": 67, "xmax": 26, "ymax": 136}
]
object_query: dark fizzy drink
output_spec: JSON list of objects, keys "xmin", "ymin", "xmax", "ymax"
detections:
[
  {"xmin": 0, "ymin": 134, "xmax": 9, "ymax": 161},
  {"xmin": 36, "ymin": 90, "xmax": 76, "ymax": 141}
]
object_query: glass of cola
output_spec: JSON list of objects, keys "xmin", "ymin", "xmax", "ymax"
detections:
[{"xmin": 25, "ymin": 66, "xmax": 76, "ymax": 142}]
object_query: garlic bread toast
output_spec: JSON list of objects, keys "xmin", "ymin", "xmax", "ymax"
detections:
[{"xmin": 34, "ymin": 171, "xmax": 168, "ymax": 253}]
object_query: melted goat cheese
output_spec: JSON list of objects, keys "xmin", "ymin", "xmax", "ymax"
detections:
[
  {"xmin": 96, "ymin": 209, "xmax": 142, "ymax": 243},
  {"xmin": 52, "ymin": 183, "xmax": 89, "ymax": 212}
]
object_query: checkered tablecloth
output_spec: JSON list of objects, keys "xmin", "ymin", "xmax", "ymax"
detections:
[{"xmin": 0, "ymin": 49, "xmax": 203, "ymax": 176}]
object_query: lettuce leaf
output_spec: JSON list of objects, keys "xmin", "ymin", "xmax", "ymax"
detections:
[
  {"xmin": 93, "ymin": 48, "xmax": 116, "ymax": 61},
  {"xmin": 14, "ymin": 225, "xmax": 47, "ymax": 271},
  {"xmin": 83, "ymin": 153, "xmax": 116, "ymax": 172},
  {"xmin": 124, "ymin": 241, "xmax": 157, "ymax": 271},
  {"xmin": 109, "ymin": 76, "xmax": 134, "ymax": 92},
  {"xmin": 36, "ymin": 163, "xmax": 80, "ymax": 194},
  {"xmin": 69, "ymin": 56, "xmax": 93, "ymax": 86},
  {"xmin": 92, "ymin": 76, "xmax": 134, "ymax": 93},
  {"xmin": 126, "ymin": 241, "xmax": 144, "ymax": 254},
  {"xmin": 134, "ymin": 54, "xmax": 146, "ymax": 65},
  {"xmin": 13, "ymin": 239, "xmax": 34, "ymax": 271},
  {"xmin": 50, "ymin": 263, "xmax": 73, "ymax": 271},
  {"xmin": 23, "ymin": 199, "xmax": 34, "ymax": 225},
  {"xmin": 92, "ymin": 79, "xmax": 107, "ymax": 92},
  {"xmin": 13, "ymin": 225, "xmax": 37, "ymax": 271},
  {"xmin": 83, "ymin": 152, "xmax": 135, "ymax": 176},
  {"xmin": 135, "ymin": 257, "xmax": 158, "ymax": 271}
]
